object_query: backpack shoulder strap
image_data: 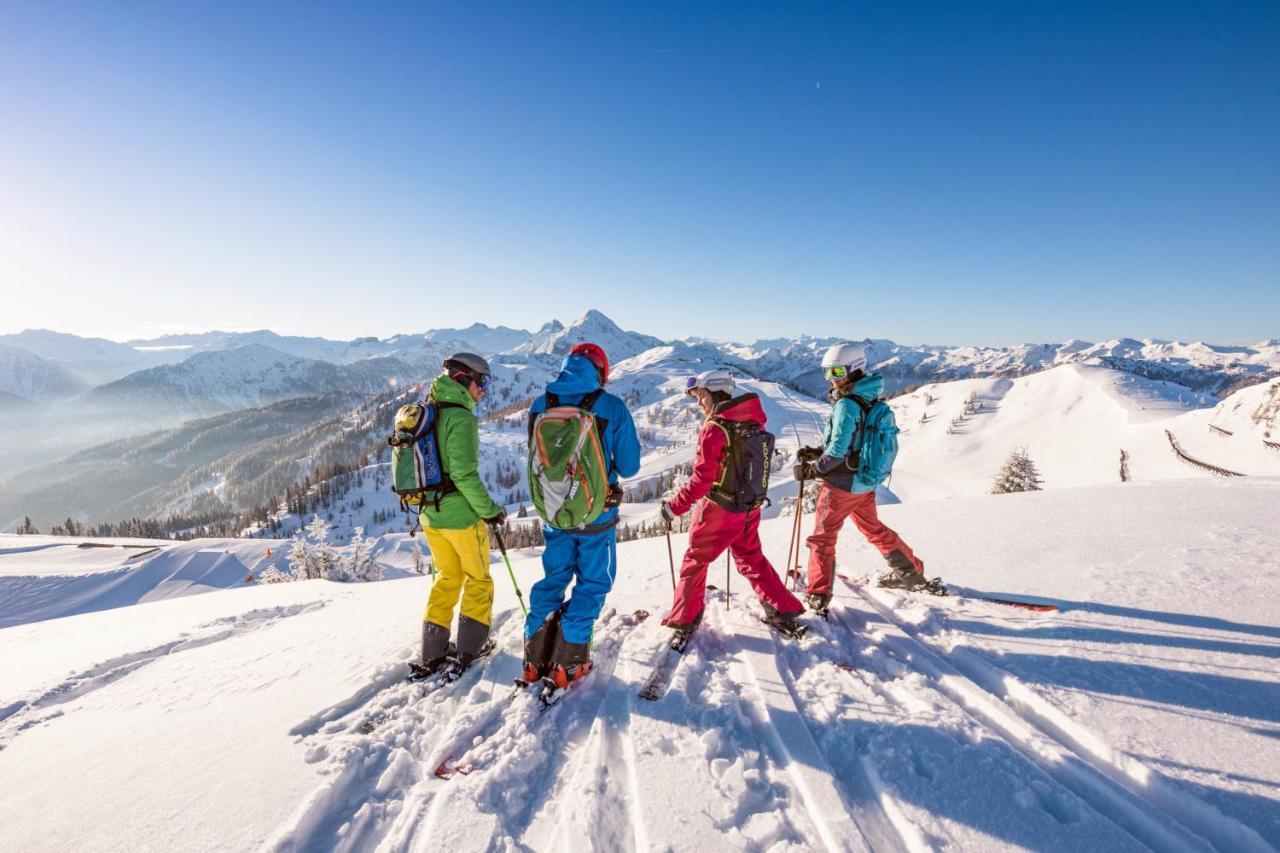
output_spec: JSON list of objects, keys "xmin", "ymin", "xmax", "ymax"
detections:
[{"xmin": 580, "ymin": 388, "xmax": 605, "ymax": 412}]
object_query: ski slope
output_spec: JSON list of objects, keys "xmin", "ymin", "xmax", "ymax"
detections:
[
  {"xmin": 2, "ymin": 477, "xmax": 1277, "ymax": 851},
  {"xmin": 887, "ymin": 366, "xmax": 1280, "ymax": 501}
]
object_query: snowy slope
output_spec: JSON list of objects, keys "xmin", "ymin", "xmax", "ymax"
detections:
[
  {"xmin": 1, "ymin": 477, "xmax": 1277, "ymax": 851},
  {"xmin": 886, "ymin": 365, "xmax": 1280, "ymax": 501}
]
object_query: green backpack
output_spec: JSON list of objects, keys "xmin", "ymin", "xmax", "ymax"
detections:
[{"xmin": 527, "ymin": 390, "xmax": 609, "ymax": 529}]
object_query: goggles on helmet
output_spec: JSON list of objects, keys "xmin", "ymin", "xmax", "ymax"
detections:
[{"xmin": 823, "ymin": 365, "xmax": 849, "ymax": 381}]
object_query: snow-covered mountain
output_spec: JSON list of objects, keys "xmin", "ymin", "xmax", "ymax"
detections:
[
  {"xmin": 731, "ymin": 335, "xmax": 1280, "ymax": 398},
  {"xmin": 0, "ymin": 344, "xmax": 87, "ymax": 401},
  {"xmin": 82, "ymin": 344, "xmax": 442, "ymax": 414},
  {"xmin": 513, "ymin": 309, "xmax": 664, "ymax": 362},
  {"xmin": 0, "ymin": 329, "xmax": 157, "ymax": 385}
]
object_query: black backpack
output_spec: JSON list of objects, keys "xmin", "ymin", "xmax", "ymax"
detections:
[{"xmin": 708, "ymin": 419, "xmax": 775, "ymax": 513}]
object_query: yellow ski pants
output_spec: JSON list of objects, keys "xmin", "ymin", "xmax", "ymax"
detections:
[{"xmin": 422, "ymin": 520, "xmax": 494, "ymax": 629}]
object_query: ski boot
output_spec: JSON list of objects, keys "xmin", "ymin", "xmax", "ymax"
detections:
[
  {"xmin": 877, "ymin": 567, "xmax": 947, "ymax": 595},
  {"xmin": 804, "ymin": 592, "xmax": 831, "ymax": 620},
  {"xmin": 442, "ymin": 622, "xmax": 496, "ymax": 686},
  {"xmin": 520, "ymin": 610, "xmax": 562, "ymax": 685},
  {"xmin": 761, "ymin": 603, "xmax": 807, "ymax": 640},
  {"xmin": 408, "ymin": 622, "xmax": 453, "ymax": 681},
  {"xmin": 547, "ymin": 633, "xmax": 592, "ymax": 691},
  {"xmin": 662, "ymin": 609, "xmax": 702, "ymax": 653}
]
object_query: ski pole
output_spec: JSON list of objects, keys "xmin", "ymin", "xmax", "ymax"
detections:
[
  {"xmin": 788, "ymin": 479, "xmax": 798, "ymax": 591},
  {"xmin": 725, "ymin": 552, "xmax": 731, "ymax": 610},
  {"xmin": 664, "ymin": 522, "xmax": 677, "ymax": 591},
  {"xmin": 491, "ymin": 525, "xmax": 528, "ymax": 617}
]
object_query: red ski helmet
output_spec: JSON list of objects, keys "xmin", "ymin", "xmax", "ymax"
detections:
[{"xmin": 570, "ymin": 342, "xmax": 610, "ymax": 385}]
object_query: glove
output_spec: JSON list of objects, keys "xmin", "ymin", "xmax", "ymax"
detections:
[
  {"xmin": 793, "ymin": 462, "xmax": 817, "ymax": 482},
  {"xmin": 605, "ymin": 485, "xmax": 624, "ymax": 509},
  {"xmin": 797, "ymin": 445, "xmax": 823, "ymax": 463},
  {"xmin": 659, "ymin": 502, "xmax": 675, "ymax": 525},
  {"xmin": 484, "ymin": 509, "xmax": 507, "ymax": 526}
]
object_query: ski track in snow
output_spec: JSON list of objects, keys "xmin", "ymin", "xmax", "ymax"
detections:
[
  {"xmin": 0, "ymin": 601, "xmax": 325, "ymax": 750},
  {"xmin": 268, "ymin": 609, "xmax": 649, "ymax": 853},
  {"xmin": 840, "ymin": 575, "xmax": 1273, "ymax": 852}
]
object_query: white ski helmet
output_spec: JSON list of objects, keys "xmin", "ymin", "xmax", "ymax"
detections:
[
  {"xmin": 820, "ymin": 342, "xmax": 867, "ymax": 376},
  {"xmin": 684, "ymin": 368, "xmax": 736, "ymax": 395}
]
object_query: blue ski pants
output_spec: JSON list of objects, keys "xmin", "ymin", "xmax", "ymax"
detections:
[{"xmin": 525, "ymin": 525, "xmax": 617, "ymax": 645}]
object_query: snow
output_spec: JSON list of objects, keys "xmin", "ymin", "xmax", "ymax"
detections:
[{"xmin": 1, "ymin": 476, "xmax": 1277, "ymax": 850}]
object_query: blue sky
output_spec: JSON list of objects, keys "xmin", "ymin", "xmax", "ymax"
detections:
[{"xmin": 1, "ymin": 2, "xmax": 1276, "ymax": 346}]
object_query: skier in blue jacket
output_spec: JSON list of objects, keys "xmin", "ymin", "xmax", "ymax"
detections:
[{"xmin": 522, "ymin": 343, "xmax": 641, "ymax": 689}]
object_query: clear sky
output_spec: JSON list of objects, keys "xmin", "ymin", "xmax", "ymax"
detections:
[{"xmin": 2, "ymin": 2, "xmax": 1277, "ymax": 346}]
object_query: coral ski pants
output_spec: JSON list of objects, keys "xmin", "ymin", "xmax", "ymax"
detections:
[
  {"xmin": 422, "ymin": 520, "xmax": 494, "ymax": 629},
  {"xmin": 665, "ymin": 500, "xmax": 802, "ymax": 627},
  {"xmin": 805, "ymin": 483, "xmax": 924, "ymax": 595}
]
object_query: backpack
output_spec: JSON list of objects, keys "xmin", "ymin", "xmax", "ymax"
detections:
[
  {"xmin": 388, "ymin": 400, "xmax": 462, "ymax": 512},
  {"xmin": 709, "ymin": 419, "xmax": 776, "ymax": 513},
  {"xmin": 849, "ymin": 396, "xmax": 899, "ymax": 490},
  {"xmin": 527, "ymin": 390, "xmax": 609, "ymax": 529}
]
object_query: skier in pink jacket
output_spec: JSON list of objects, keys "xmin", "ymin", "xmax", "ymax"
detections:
[{"xmin": 660, "ymin": 370, "xmax": 805, "ymax": 642}]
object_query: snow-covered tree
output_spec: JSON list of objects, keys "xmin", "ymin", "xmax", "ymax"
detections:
[
  {"xmin": 412, "ymin": 538, "xmax": 427, "ymax": 575},
  {"xmin": 991, "ymin": 447, "xmax": 1044, "ymax": 494},
  {"xmin": 305, "ymin": 515, "xmax": 347, "ymax": 580},
  {"xmin": 348, "ymin": 527, "xmax": 381, "ymax": 582},
  {"xmin": 286, "ymin": 529, "xmax": 315, "ymax": 580},
  {"xmin": 257, "ymin": 565, "xmax": 293, "ymax": 584}
]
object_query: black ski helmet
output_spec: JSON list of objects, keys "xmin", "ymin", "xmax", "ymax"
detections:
[{"xmin": 443, "ymin": 352, "xmax": 492, "ymax": 386}]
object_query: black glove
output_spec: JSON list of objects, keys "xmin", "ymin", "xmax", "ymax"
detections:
[
  {"xmin": 485, "ymin": 509, "xmax": 507, "ymax": 526},
  {"xmin": 793, "ymin": 462, "xmax": 817, "ymax": 482},
  {"xmin": 659, "ymin": 502, "xmax": 675, "ymax": 525},
  {"xmin": 605, "ymin": 485, "xmax": 624, "ymax": 509},
  {"xmin": 797, "ymin": 445, "xmax": 823, "ymax": 463}
]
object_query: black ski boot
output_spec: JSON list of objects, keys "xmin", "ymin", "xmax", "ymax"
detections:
[
  {"xmin": 761, "ymin": 603, "xmax": 807, "ymax": 640},
  {"xmin": 804, "ymin": 592, "xmax": 831, "ymax": 619},
  {"xmin": 877, "ymin": 551, "xmax": 946, "ymax": 595},
  {"xmin": 521, "ymin": 610, "xmax": 562, "ymax": 684},
  {"xmin": 663, "ymin": 609, "xmax": 702, "ymax": 652},
  {"xmin": 409, "ymin": 621, "xmax": 453, "ymax": 681}
]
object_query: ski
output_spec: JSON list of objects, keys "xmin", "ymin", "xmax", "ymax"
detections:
[
  {"xmin": 968, "ymin": 596, "xmax": 1059, "ymax": 612},
  {"xmin": 637, "ymin": 628, "xmax": 695, "ymax": 702},
  {"xmin": 840, "ymin": 572, "xmax": 1058, "ymax": 612},
  {"xmin": 432, "ymin": 680, "xmax": 536, "ymax": 779}
]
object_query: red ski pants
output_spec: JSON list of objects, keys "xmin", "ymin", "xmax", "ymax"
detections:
[
  {"xmin": 665, "ymin": 500, "xmax": 802, "ymax": 627},
  {"xmin": 805, "ymin": 483, "xmax": 924, "ymax": 595}
]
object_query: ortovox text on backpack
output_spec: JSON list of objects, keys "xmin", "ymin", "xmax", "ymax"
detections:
[
  {"xmin": 709, "ymin": 419, "xmax": 775, "ymax": 513},
  {"xmin": 528, "ymin": 390, "xmax": 609, "ymax": 529},
  {"xmin": 389, "ymin": 401, "xmax": 461, "ymax": 511}
]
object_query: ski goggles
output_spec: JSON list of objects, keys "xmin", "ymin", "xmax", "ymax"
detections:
[
  {"xmin": 684, "ymin": 376, "xmax": 700, "ymax": 394},
  {"xmin": 823, "ymin": 365, "xmax": 849, "ymax": 381}
]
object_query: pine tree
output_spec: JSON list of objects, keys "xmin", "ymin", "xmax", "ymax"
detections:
[{"xmin": 991, "ymin": 447, "xmax": 1044, "ymax": 494}]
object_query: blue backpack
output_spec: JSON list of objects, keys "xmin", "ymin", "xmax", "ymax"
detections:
[
  {"xmin": 851, "ymin": 397, "xmax": 899, "ymax": 490},
  {"xmin": 388, "ymin": 401, "xmax": 461, "ymax": 511}
]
